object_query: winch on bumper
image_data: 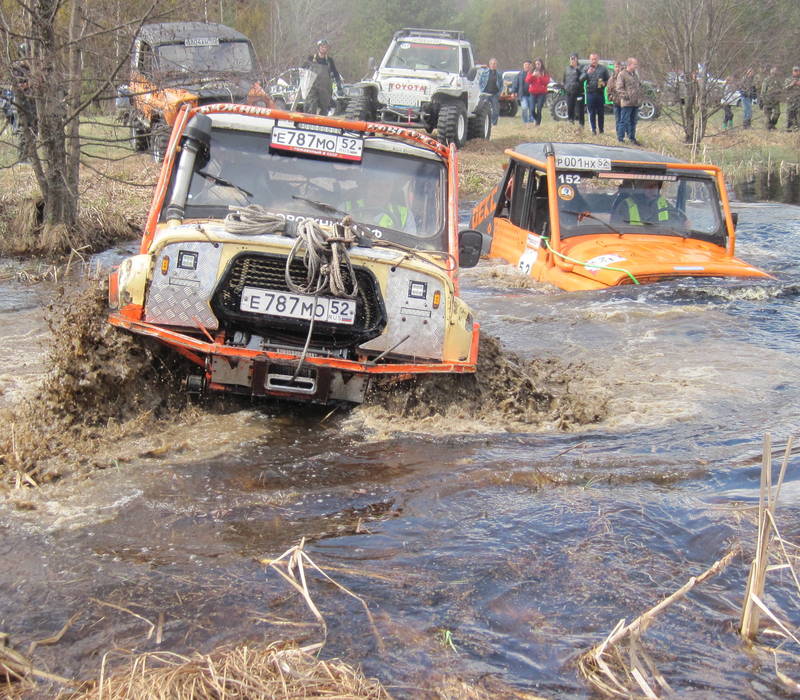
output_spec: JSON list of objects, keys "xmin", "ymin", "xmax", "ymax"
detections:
[{"xmin": 109, "ymin": 227, "xmax": 478, "ymax": 404}]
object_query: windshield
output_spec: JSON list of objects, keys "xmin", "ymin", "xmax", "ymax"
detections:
[
  {"xmin": 156, "ymin": 41, "xmax": 253, "ymax": 74},
  {"xmin": 555, "ymin": 170, "xmax": 726, "ymax": 245},
  {"xmin": 174, "ymin": 126, "xmax": 448, "ymax": 250},
  {"xmin": 384, "ymin": 41, "xmax": 459, "ymax": 73}
]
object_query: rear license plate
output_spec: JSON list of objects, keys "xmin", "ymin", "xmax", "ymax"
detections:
[{"xmin": 240, "ymin": 286, "xmax": 355, "ymax": 325}]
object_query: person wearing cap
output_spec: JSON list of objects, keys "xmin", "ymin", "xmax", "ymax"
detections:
[
  {"xmin": 303, "ymin": 39, "xmax": 344, "ymax": 116},
  {"xmin": 784, "ymin": 66, "xmax": 800, "ymax": 131},
  {"xmin": 563, "ymin": 53, "xmax": 585, "ymax": 126}
]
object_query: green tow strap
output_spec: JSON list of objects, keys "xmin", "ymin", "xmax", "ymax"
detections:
[{"xmin": 541, "ymin": 237, "xmax": 640, "ymax": 285}]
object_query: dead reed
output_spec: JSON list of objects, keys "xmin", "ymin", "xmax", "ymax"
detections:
[
  {"xmin": 64, "ymin": 642, "xmax": 390, "ymax": 700},
  {"xmin": 578, "ymin": 433, "xmax": 800, "ymax": 698}
]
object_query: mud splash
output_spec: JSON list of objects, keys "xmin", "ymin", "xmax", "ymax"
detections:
[
  {"xmin": 357, "ymin": 334, "xmax": 608, "ymax": 435},
  {"xmin": 0, "ymin": 280, "xmax": 188, "ymax": 483}
]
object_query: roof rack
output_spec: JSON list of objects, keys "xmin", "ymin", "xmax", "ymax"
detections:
[{"xmin": 394, "ymin": 28, "xmax": 465, "ymax": 41}]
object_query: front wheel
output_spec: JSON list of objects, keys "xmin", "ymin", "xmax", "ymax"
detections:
[
  {"xmin": 437, "ymin": 103, "xmax": 468, "ymax": 148},
  {"xmin": 344, "ymin": 94, "xmax": 376, "ymax": 121},
  {"xmin": 467, "ymin": 101, "xmax": 491, "ymax": 141},
  {"xmin": 129, "ymin": 123, "xmax": 148, "ymax": 152}
]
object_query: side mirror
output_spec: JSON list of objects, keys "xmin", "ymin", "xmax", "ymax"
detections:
[
  {"xmin": 730, "ymin": 211, "xmax": 738, "ymax": 230},
  {"xmin": 458, "ymin": 229, "xmax": 483, "ymax": 268},
  {"xmin": 467, "ymin": 66, "xmax": 478, "ymax": 81}
]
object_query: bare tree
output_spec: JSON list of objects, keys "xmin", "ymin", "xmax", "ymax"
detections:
[
  {"xmin": 0, "ymin": 0, "xmax": 165, "ymax": 246},
  {"xmin": 615, "ymin": 0, "xmax": 792, "ymax": 145}
]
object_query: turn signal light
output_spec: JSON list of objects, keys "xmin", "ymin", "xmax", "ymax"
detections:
[
  {"xmin": 161, "ymin": 256, "xmax": 170, "ymax": 275},
  {"xmin": 432, "ymin": 290, "xmax": 441, "ymax": 309}
]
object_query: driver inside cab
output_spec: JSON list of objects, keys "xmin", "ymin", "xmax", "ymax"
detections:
[
  {"xmin": 342, "ymin": 171, "xmax": 418, "ymax": 233},
  {"xmin": 611, "ymin": 180, "xmax": 687, "ymax": 228}
]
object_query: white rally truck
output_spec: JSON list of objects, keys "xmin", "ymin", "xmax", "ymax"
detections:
[{"xmin": 345, "ymin": 28, "xmax": 491, "ymax": 148}]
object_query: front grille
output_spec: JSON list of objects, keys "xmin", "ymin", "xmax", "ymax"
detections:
[{"xmin": 211, "ymin": 253, "xmax": 386, "ymax": 349}]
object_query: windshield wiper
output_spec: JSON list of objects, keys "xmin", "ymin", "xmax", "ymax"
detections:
[
  {"xmin": 196, "ymin": 170, "xmax": 253, "ymax": 199},
  {"xmin": 561, "ymin": 209, "xmax": 623, "ymax": 236},
  {"xmin": 291, "ymin": 195, "xmax": 348, "ymax": 216}
]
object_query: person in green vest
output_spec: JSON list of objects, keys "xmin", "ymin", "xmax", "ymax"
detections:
[
  {"xmin": 342, "ymin": 175, "xmax": 417, "ymax": 232},
  {"xmin": 611, "ymin": 180, "xmax": 687, "ymax": 228}
]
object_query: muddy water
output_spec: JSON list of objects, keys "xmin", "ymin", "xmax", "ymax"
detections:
[{"xmin": 2, "ymin": 204, "xmax": 800, "ymax": 698}]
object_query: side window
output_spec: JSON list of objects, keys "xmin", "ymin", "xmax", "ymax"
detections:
[
  {"xmin": 530, "ymin": 174, "xmax": 550, "ymax": 234},
  {"xmin": 139, "ymin": 42, "xmax": 154, "ymax": 74},
  {"xmin": 509, "ymin": 165, "xmax": 533, "ymax": 227},
  {"xmin": 461, "ymin": 48, "xmax": 472, "ymax": 75}
]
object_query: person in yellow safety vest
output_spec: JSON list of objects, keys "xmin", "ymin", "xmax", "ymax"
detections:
[
  {"xmin": 611, "ymin": 180, "xmax": 686, "ymax": 227},
  {"xmin": 342, "ymin": 178, "xmax": 417, "ymax": 232}
]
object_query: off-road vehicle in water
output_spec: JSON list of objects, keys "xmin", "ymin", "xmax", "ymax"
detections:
[
  {"xmin": 108, "ymin": 104, "xmax": 482, "ymax": 404},
  {"xmin": 118, "ymin": 22, "xmax": 272, "ymax": 160},
  {"xmin": 344, "ymin": 28, "xmax": 491, "ymax": 148},
  {"xmin": 470, "ymin": 142, "xmax": 769, "ymax": 291}
]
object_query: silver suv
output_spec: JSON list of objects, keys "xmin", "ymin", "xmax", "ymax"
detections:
[{"xmin": 345, "ymin": 28, "xmax": 491, "ymax": 147}]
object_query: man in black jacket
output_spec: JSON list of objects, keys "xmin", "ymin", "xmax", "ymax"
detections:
[
  {"xmin": 563, "ymin": 53, "xmax": 584, "ymax": 126},
  {"xmin": 581, "ymin": 53, "xmax": 610, "ymax": 135},
  {"xmin": 303, "ymin": 39, "xmax": 343, "ymax": 115}
]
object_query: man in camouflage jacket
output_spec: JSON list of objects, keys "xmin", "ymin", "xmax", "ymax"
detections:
[
  {"xmin": 761, "ymin": 65, "xmax": 782, "ymax": 130},
  {"xmin": 785, "ymin": 66, "xmax": 800, "ymax": 131},
  {"xmin": 616, "ymin": 57, "xmax": 643, "ymax": 144}
]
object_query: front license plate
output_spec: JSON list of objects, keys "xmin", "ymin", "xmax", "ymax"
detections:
[
  {"xmin": 271, "ymin": 126, "xmax": 363, "ymax": 161},
  {"xmin": 240, "ymin": 286, "xmax": 356, "ymax": 325}
]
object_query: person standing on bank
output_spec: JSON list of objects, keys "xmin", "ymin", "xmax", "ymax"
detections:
[
  {"xmin": 616, "ymin": 57, "xmax": 643, "ymax": 145},
  {"xmin": 606, "ymin": 60, "xmax": 625, "ymax": 131},
  {"xmin": 760, "ymin": 65, "xmax": 782, "ymax": 130},
  {"xmin": 480, "ymin": 58, "xmax": 502, "ymax": 125},
  {"xmin": 563, "ymin": 53, "xmax": 585, "ymax": 126},
  {"xmin": 581, "ymin": 53, "xmax": 610, "ymax": 135},
  {"xmin": 738, "ymin": 67, "xmax": 757, "ymax": 129},
  {"xmin": 525, "ymin": 58, "xmax": 550, "ymax": 126},
  {"xmin": 784, "ymin": 66, "xmax": 800, "ymax": 132},
  {"xmin": 303, "ymin": 39, "xmax": 343, "ymax": 116},
  {"xmin": 511, "ymin": 59, "xmax": 533, "ymax": 123}
]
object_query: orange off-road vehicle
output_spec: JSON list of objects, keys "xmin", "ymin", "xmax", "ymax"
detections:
[
  {"xmin": 108, "ymin": 104, "xmax": 482, "ymax": 404},
  {"xmin": 471, "ymin": 142, "xmax": 770, "ymax": 291},
  {"xmin": 119, "ymin": 22, "xmax": 273, "ymax": 160}
]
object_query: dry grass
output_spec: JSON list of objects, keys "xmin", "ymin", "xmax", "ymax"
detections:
[
  {"xmin": 0, "ymin": 116, "xmax": 157, "ymax": 257},
  {"xmin": 63, "ymin": 642, "xmax": 390, "ymax": 700}
]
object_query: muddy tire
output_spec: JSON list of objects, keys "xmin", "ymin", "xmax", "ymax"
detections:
[
  {"xmin": 150, "ymin": 121, "xmax": 170, "ymax": 162},
  {"xmin": 550, "ymin": 96, "xmax": 568, "ymax": 121},
  {"xmin": 437, "ymin": 103, "xmax": 468, "ymax": 148},
  {"xmin": 129, "ymin": 123, "xmax": 148, "ymax": 152},
  {"xmin": 467, "ymin": 101, "xmax": 491, "ymax": 141},
  {"xmin": 345, "ymin": 94, "xmax": 376, "ymax": 121}
]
